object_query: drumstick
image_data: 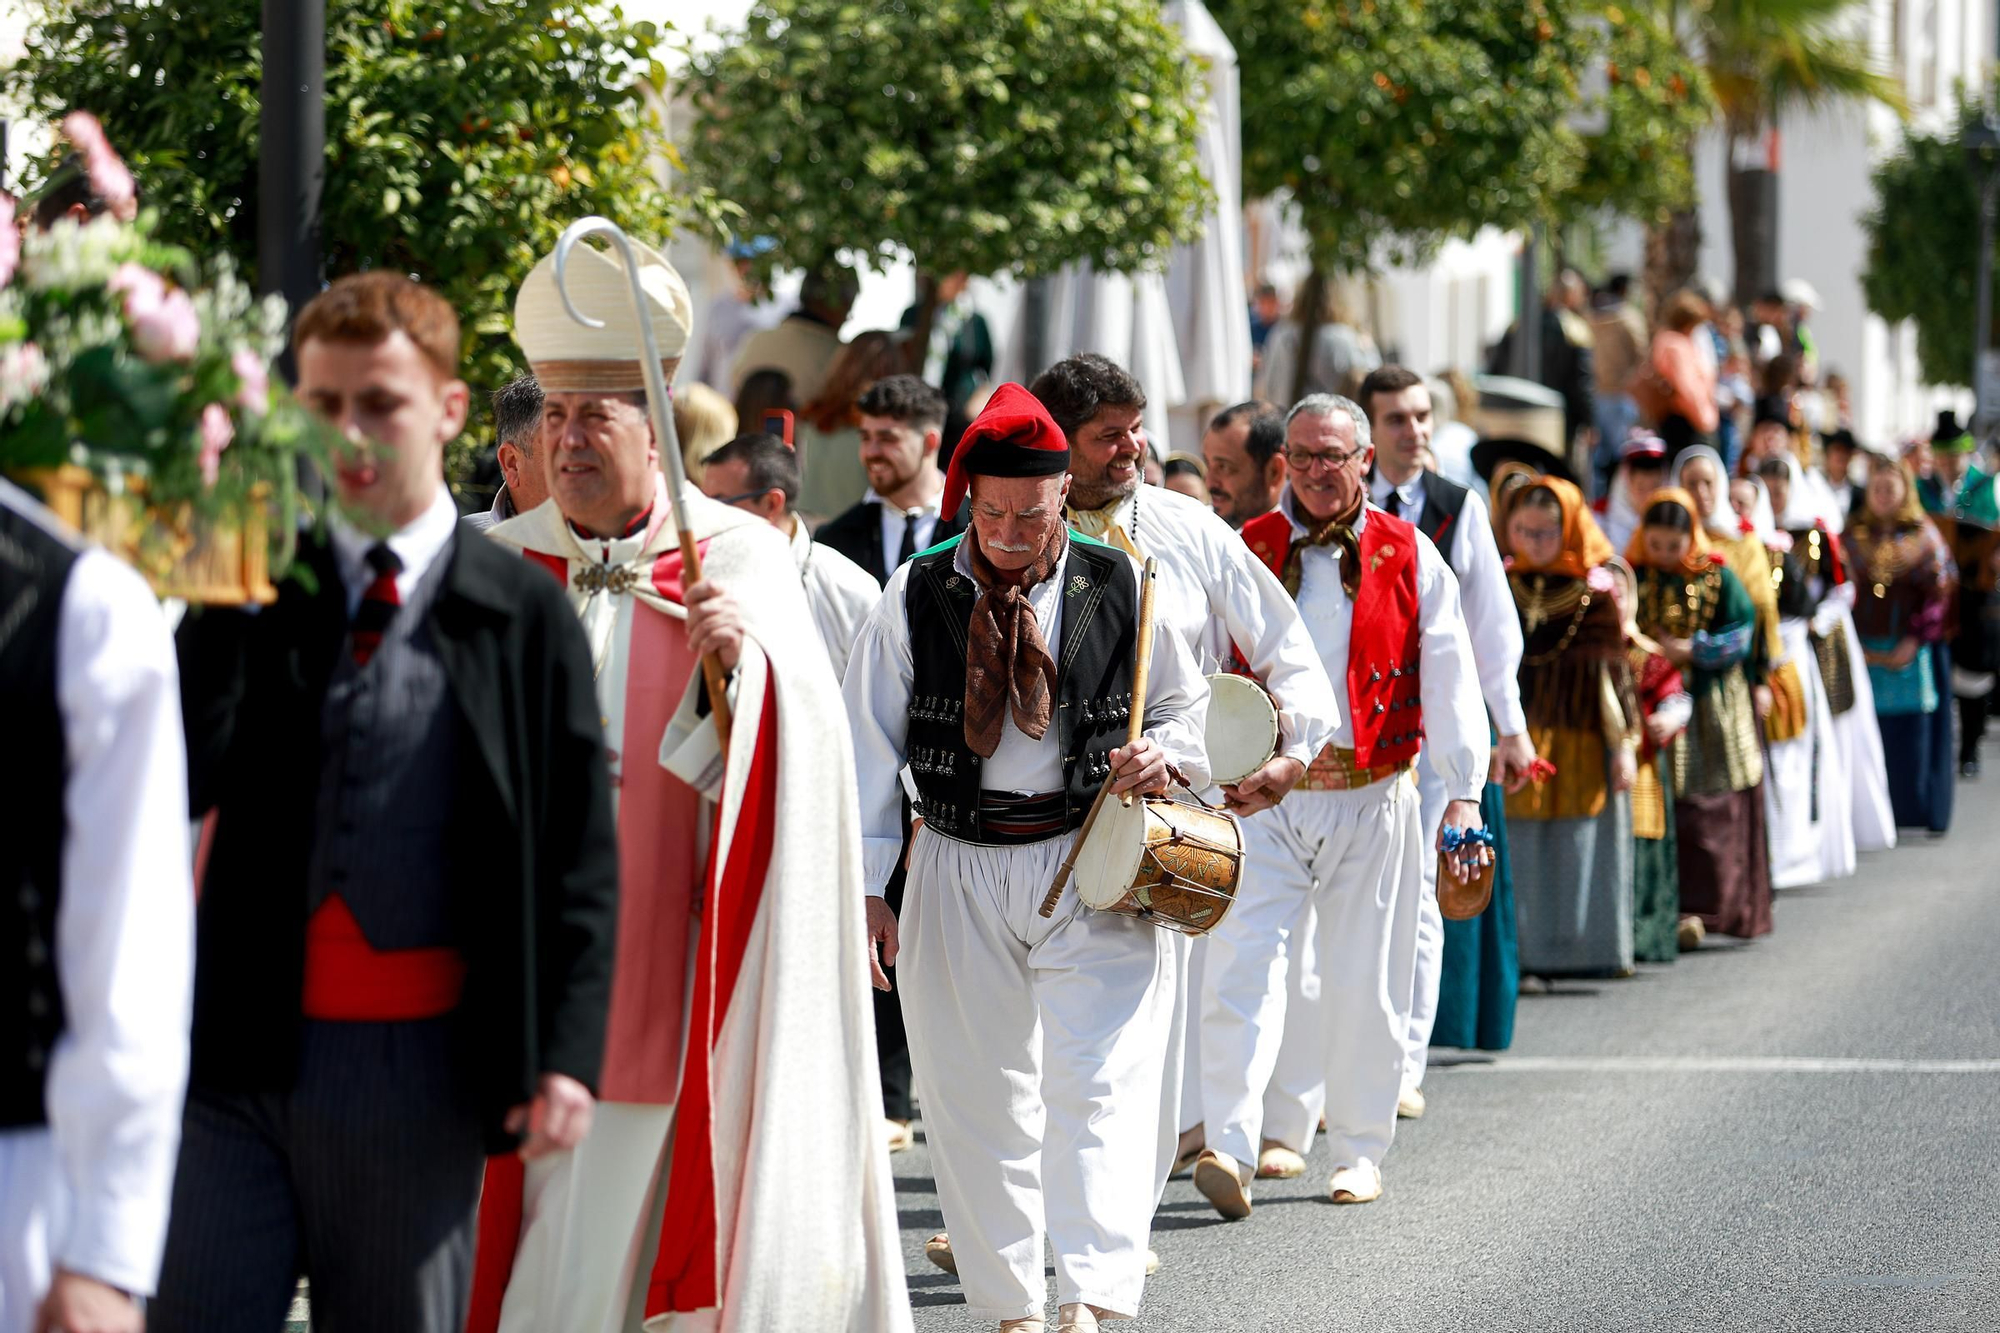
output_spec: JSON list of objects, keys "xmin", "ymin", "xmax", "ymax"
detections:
[
  {"xmin": 1038, "ymin": 557, "xmax": 1160, "ymax": 918},
  {"xmin": 1122, "ymin": 558, "xmax": 1160, "ymax": 808}
]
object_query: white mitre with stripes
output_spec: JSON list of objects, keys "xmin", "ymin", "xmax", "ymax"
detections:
[{"xmin": 513, "ymin": 233, "xmax": 692, "ymax": 392}]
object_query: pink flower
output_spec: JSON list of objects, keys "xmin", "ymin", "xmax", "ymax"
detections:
[
  {"xmin": 198, "ymin": 402, "xmax": 235, "ymax": 488},
  {"xmin": 1586, "ymin": 565, "xmax": 1615, "ymax": 594},
  {"xmin": 109, "ymin": 261, "xmax": 165, "ymax": 317},
  {"xmin": 130, "ymin": 287, "xmax": 199, "ymax": 363},
  {"xmin": 231, "ymin": 348, "xmax": 269, "ymax": 417},
  {"xmin": 61, "ymin": 112, "xmax": 137, "ymax": 221},
  {"xmin": 0, "ymin": 194, "xmax": 17, "ymax": 290}
]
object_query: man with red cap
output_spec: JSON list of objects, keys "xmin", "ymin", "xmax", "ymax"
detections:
[{"xmin": 845, "ymin": 384, "xmax": 1210, "ymax": 1333}]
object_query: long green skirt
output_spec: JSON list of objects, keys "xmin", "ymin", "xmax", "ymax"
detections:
[
  {"xmin": 1632, "ymin": 755, "xmax": 1680, "ymax": 964},
  {"xmin": 1432, "ymin": 782, "xmax": 1518, "ymax": 1051}
]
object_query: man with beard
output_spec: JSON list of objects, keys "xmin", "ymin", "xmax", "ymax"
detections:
[
  {"xmin": 846, "ymin": 385, "xmax": 1209, "ymax": 1332},
  {"xmin": 1195, "ymin": 393, "xmax": 1489, "ymax": 1215},
  {"xmin": 1030, "ymin": 354, "xmax": 1338, "ymax": 1244},
  {"xmin": 1201, "ymin": 400, "xmax": 1287, "ymax": 529},
  {"xmin": 815, "ymin": 374, "xmax": 964, "ymax": 586}
]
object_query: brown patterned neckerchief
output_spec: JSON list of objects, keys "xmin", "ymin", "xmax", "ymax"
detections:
[
  {"xmin": 1281, "ymin": 493, "xmax": 1364, "ymax": 599},
  {"xmin": 963, "ymin": 524, "xmax": 1069, "ymax": 758}
]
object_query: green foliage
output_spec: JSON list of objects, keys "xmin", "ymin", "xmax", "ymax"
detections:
[
  {"xmin": 1558, "ymin": 3, "xmax": 1714, "ymax": 224},
  {"xmin": 1212, "ymin": 0, "xmax": 1591, "ymax": 273},
  {"xmin": 4, "ymin": 1, "xmax": 725, "ymax": 472},
  {"xmin": 1695, "ymin": 0, "xmax": 1906, "ymax": 138},
  {"xmin": 1862, "ymin": 83, "xmax": 1996, "ymax": 388},
  {"xmin": 680, "ymin": 0, "xmax": 1210, "ymax": 283}
]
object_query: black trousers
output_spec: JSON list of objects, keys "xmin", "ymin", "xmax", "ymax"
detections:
[
  {"xmin": 151, "ymin": 1018, "xmax": 486, "ymax": 1333},
  {"xmin": 877, "ymin": 824, "xmax": 915, "ymax": 1122}
]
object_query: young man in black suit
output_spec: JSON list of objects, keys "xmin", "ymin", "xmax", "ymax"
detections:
[
  {"xmin": 153, "ymin": 273, "xmax": 619, "ymax": 1333},
  {"xmin": 814, "ymin": 374, "xmax": 964, "ymax": 587}
]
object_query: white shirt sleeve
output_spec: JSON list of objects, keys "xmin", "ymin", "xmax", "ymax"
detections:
[
  {"xmin": 1414, "ymin": 534, "xmax": 1493, "ymax": 803},
  {"xmin": 1138, "ymin": 589, "xmax": 1213, "ymax": 791},
  {"xmin": 843, "ymin": 565, "xmax": 919, "ymax": 897},
  {"xmin": 1449, "ymin": 491, "xmax": 1529, "ymax": 737},
  {"xmin": 48, "ymin": 549, "xmax": 194, "ymax": 1296},
  {"xmin": 1210, "ymin": 530, "xmax": 1341, "ymax": 765}
]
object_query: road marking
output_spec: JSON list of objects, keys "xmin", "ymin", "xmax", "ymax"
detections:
[{"xmin": 1453, "ymin": 1056, "xmax": 2000, "ymax": 1074}]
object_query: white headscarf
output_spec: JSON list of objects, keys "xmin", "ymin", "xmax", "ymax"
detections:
[
  {"xmin": 1670, "ymin": 444, "xmax": 1737, "ymax": 538},
  {"xmin": 1729, "ymin": 472, "xmax": 1785, "ymax": 549},
  {"xmin": 1759, "ymin": 450, "xmax": 1843, "ymax": 533}
]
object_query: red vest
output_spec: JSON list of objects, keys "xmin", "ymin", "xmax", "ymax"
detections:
[{"xmin": 1241, "ymin": 506, "xmax": 1425, "ymax": 767}]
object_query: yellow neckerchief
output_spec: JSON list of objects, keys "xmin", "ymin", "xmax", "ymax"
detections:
[{"xmin": 1067, "ymin": 493, "xmax": 1143, "ymax": 560}]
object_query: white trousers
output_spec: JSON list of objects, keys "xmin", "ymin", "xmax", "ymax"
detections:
[
  {"xmin": 0, "ymin": 1130, "xmax": 59, "ymax": 1333},
  {"xmin": 1172, "ymin": 935, "xmax": 1205, "ymax": 1140},
  {"xmin": 1406, "ymin": 755, "xmax": 1451, "ymax": 1087},
  {"xmin": 497, "ymin": 1102, "xmax": 677, "ymax": 1333},
  {"xmin": 1258, "ymin": 896, "xmax": 1326, "ymax": 1153},
  {"xmin": 902, "ymin": 827, "xmax": 1174, "ymax": 1322},
  {"xmin": 1199, "ymin": 775, "xmax": 1422, "ymax": 1179}
]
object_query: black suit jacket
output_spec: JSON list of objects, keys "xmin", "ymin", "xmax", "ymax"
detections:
[
  {"xmin": 816, "ymin": 499, "xmax": 966, "ymax": 587},
  {"xmin": 177, "ymin": 528, "xmax": 619, "ymax": 1152}
]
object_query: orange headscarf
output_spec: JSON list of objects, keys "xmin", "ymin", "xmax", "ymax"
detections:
[
  {"xmin": 1498, "ymin": 476, "xmax": 1617, "ymax": 579},
  {"xmin": 1622, "ymin": 486, "xmax": 1715, "ymax": 578}
]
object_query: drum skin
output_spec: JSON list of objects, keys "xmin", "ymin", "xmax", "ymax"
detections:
[
  {"xmin": 1077, "ymin": 794, "xmax": 1244, "ymax": 936},
  {"xmin": 1203, "ymin": 673, "xmax": 1280, "ymax": 787}
]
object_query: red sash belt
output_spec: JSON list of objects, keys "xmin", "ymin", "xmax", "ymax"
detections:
[{"xmin": 301, "ymin": 894, "xmax": 466, "ymax": 1021}]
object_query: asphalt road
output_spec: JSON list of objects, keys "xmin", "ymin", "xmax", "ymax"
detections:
[{"xmin": 896, "ymin": 777, "xmax": 2000, "ymax": 1332}]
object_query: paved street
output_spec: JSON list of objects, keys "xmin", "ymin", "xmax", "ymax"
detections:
[{"xmin": 897, "ymin": 780, "xmax": 2000, "ymax": 1331}]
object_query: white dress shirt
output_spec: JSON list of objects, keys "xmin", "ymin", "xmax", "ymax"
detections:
[
  {"xmin": 1278, "ymin": 490, "xmax": 1491, "ymax": 801},
  {"xmin": 1074, "ymin": 485, "xmax": 1340, "ymax": 767},
  {"xmin": 844, "ymin": 536, "xmax": 1212, "ymax": 894},
  {"xmin": 1369, "ymin": 471, "xmax": 1528, "ymax": 737},
  {"xmin": 0, "ymin": 479, "xmax": 194, "ymax": 1307},
  {"xmin": 867, "ymin": 488, "xmax": 945, "ymax": 573},
  {"xmin": 790, "ymin": 516, "xmax": 882, "ymax": 681},
  {"xmin": 328, "ymin": 483, "xmax": 461, "ymax": 612}
]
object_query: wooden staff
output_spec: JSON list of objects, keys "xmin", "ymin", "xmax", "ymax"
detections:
[
  {"xmin": 553, "ymin": 217, "xmax": 731, "ymax": 750},
  {"xmin": 1039, "ymin": 557, "xmax": 1158, "ymax": 918}
]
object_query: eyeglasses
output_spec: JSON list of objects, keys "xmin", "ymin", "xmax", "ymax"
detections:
[{"xmin": 1284, "ymin": 446, "xmax": 1365, "ymax": 474}]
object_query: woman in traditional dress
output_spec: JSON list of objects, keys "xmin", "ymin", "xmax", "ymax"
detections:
[
  {"xmin": 1625, "ymin": 490, "xmax": 1774, "ymax": 946},
  {"xmin": 1674, "ymin": 447, "xmax": 1787, "ymax": 737},
  {"xmin": 1494, "ymin": 474, "xmax": 1640, "ymax": 977},
  {"xmin": 1842, "ymin": 460, "xmax": 1956, "ymax": 833},
  {"xmin": 1607, "ymin": 558, "xmax": 1692, "ymax": 963}
]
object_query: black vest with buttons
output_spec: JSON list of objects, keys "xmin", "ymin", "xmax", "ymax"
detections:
[
  {"xmin": 1412, "ymin": 472, "xmax": 1470, "ymax": 559},
  {"xmin": 904, "ymin": 534, "xmax": 1136, "ymax": 842},
  {"xmin": 0, "ymin": 497, "xmax": 81, "ymax": 1129}
]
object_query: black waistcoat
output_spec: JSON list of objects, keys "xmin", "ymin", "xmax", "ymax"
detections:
[
  {"xmin": 0, "ymin": 496, "xmax": 81, "ymax": 1128},
  {"xmin": 904, "ymin": 534, "xmax": 1136, "ymax": 842},
  {"xmin": 1414, "ymin": 472, "xmax": 1471, "ymax": 560}
]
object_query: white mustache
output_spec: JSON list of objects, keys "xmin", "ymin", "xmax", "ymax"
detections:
[{"xmin": 989, "ymin": 541, "xmax": 1035, "ymax": 553}]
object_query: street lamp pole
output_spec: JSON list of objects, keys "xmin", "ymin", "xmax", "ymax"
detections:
[{"xmin": 259, "ymin": 0, "xmax": 325, "ymax": 373}]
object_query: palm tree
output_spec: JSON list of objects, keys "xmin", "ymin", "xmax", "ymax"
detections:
[{"xmin": 1692, "ymin": 0, "xmax": 1908, "ymax": 306}]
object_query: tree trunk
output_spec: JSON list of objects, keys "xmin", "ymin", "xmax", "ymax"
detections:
[
  {"xmin": 1289, "ymin": 266, "xmax": 1327, "ymax": 405},
  {"xmin": 902, "ymin": 270, "xmax": 941, "ymax": 377},
  {"xmin": 1643, "ymin": 207, "xmax": 1702, "ymax": 322},
  {"xmin": 1726, "ymin": 129, "xmax": 1780, "ymax": 311}
]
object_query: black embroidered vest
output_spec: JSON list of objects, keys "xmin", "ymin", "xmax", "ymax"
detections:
[
  {"xmin": 1414, "ymin": 472, "xmax": 1471, "ymax": 560},
  {"xmin": 904, "ymin": 534, "xmax": 1136, "ymax": 842},
  {"xmin": 0, "ymin": 492, "xmax": 81, "ymax": 1128}
]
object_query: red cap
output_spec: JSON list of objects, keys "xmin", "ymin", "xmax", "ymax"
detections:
[{"xmin": 941, "ymin": 382, "xmax": 1071, "ymax": 521}]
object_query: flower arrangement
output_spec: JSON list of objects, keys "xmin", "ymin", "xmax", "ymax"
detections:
[{"xmin": 0, "ymin": 113, "xmax": 326, "ymax": 602}]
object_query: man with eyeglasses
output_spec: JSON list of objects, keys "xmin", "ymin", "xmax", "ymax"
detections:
[
  {"xmin": 700, "ymin": 431, "xmax": 880, "ymax": 679},
  {"xmin": 1193, "ymin": 393, "xmax": 1489, "ymax": 1216}
]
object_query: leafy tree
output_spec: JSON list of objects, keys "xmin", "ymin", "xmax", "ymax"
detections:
[
  {"xmin": 5, "ymin": 1, "xmax": 722, "ymax": 475},
  {"xmin": 1687, "ymin": 0, "xmax": 1906, "ymax": 306},
  {"xmin": 1863, "ymin": 83, "xmax": 1998, "ymax": 388},
  {"xmin": 679, "ymin": 0, "xmax": 1210, "ymax": 351},
  {"xmin": 1557, "ymin": 2, "xmax": 1714, "ymax": 227},
  {"xmin": 1211, "ymin": 0, "xmax": 1591, "ymax": 277}
]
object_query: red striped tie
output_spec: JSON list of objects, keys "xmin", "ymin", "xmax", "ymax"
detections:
[{"xmin": 351, "ymin": 543, "xmax": 403, "ymax": 666}]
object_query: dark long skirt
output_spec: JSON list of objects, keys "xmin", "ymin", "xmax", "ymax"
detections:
[
  {"xmin": 1673, "ymin": 783, "xmax": 1774, "ymax": 940},
  {"xmin": 1879, "ymin": 642, "xmax": 1955, "ymax": 834},
  {"xmin": 1432, "ymin": 783, "xmax": 1519, "ymax": 1051},
  {"xmin": 1632, "ymin": 758, "xmax": 1680, "ymax": 964}
]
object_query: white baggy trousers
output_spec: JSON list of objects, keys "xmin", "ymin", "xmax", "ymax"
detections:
[
  {"xmin": 1199, "ymin": 773, "xmax": 1422, "ymax": 1181},
  {"xmin": 902, "ymin": 826, "xmax": 1174, "ymax": 1322}
]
